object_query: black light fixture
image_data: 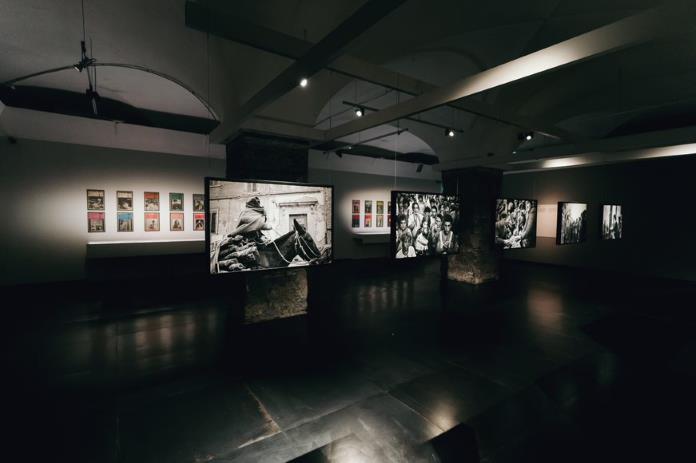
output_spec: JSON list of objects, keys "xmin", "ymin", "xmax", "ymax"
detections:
[
  {"xmin": 446, "ymin": 128, "xmax": 455, "ymax": 137},
  {"xmin": 416, "ymin": 163, "xmax": 424, "ymax": 172},
  {"xmin": 354, "ymin": 107, "xmax": 364, "ymax": 117}
]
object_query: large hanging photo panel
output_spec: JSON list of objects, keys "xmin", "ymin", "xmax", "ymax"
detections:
[
  {"xmin": 206, "ymin": 178, "xmax": 333, "ymax": 273},
  {"xmin": 556, "ymin": 202, "xmax": 588, "ymax": 245},
  {"xmin": 495, "ymin": 198, "xmax": 538, "ymax": 249},
  {"xmin": 391, "ymin": 191, "xmax": 461, "ymax": 259}
]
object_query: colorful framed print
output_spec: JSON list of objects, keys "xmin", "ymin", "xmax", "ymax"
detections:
[
  {"xmin": 87, "ymin": 212, "xmax": 105, "ymax": 232},
  {"xmin": 193, "ymin": 213, "xmax": 205, "ymax": 231},
  {"xmin": 365, "ymin": 200, "xmax": 372, "ymax": 214},
  {"xmin": 144, "ymin": 212, "xmax": 160, "ymax": 231},
  {"xmin": 376, "ymin": 215, "xmax": 384, "ymax": 228},
  {"xmin": 117, "ymin": 212, "xmax": 133, "ymax": 232},
  {"xmin": 376, "ymin": 201, "xmax": 384, "ymax": 215},
  {"xmin": 117, "ymin": 191, "xmax": 133, "ymax": 211},
  {"xmin": 170, "ymin": 192, "xmax": 184, "ymax": 211},
  {"xmin": 144, "ymin": 192, "xmax": 160, "ymax": 211},
  {"xmin": 86, "ymin": 189, "xmax": 104, "ymax": 211},
  {"xmin": 352, "ymin": 200, "xmax": 360, "ymax": 214},
  {"xmin": 170, "ymin": 212, "xmax": 184, "ymax": 231},
  {"xmin": 352, "ymin": 214, "xmax": 360, "ymax": 228}
]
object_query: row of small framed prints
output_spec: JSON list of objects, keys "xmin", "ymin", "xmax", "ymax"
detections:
[
  {"xmin": 351, "ymin": 199, "xmax": 391, "ymax": 228},
  {"xmin": 87, "ymin": 211, "xmax": 206, "ymax": 233},
  {"xmin": 86, "ymin": 189, "xmax": 205, "ymax": 212}
]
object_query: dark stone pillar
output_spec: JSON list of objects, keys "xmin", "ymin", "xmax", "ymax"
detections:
[
  {"xmin": 443, "ymin": 167, "xmax": 502, "ymax": 284},
  {"xmin": 226, "ymin": 133, "xmax": 310, "ymax": 323}
]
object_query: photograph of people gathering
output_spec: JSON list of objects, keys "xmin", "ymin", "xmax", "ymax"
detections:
[
  {"xmin": 392, "ymin": 192, "xmax": 460, "ymax": 258},
  {"xmin": 495, "ymin": 198, "xmax": 538, "ymax": 249},
  {"xmin": 558, "ymin": 202, "xmax": 588, "ymax": 245}
]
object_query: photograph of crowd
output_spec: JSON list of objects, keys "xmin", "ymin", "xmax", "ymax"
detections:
[
  {"xmin": 557, "ymin": 202, "xmax": 588, "ymax": 245},
  {"xmin": 495, "ymin": 198, "xmax": 538, "ymax": 249},
  {"xmin": 602, "ymin": 204, "xmax": 623, "ymax": 240},
  {"xmin": 208, "ymin": 179, "xmax": 332, "ymax": 273},
  {"xmin": 392, "ymin": 191, "xmax": 460, "ymax": 258}
]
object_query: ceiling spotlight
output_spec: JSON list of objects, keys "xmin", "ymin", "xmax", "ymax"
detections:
[
  {"xmin": 299, "ymin": 77, "xmax": 308, "ymax": 88},
  {"xmin": 416, "ymin": 163, "xmax": 424, "ymax": 172},
  {"xmin": 446, "ymin": 128, "xmax": 455, "ymax": 137},
  {"xmin": 526, "ymin": 133, "xmax": 533, "ymax": 141},
  {"xmin": 354, "ymin": 107, "xmax": 364, "ymax": 117},
  {"xmin": 519, "ymin": 131, "xmax": 534, "ymax": 141}
]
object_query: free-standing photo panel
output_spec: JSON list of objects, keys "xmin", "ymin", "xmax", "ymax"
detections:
[
  {"xmin": 557, "ymin": 202, "xmax": 588, "ymax": 245},
  {"xmin": 391, "ymin": 191, "xmax": 460, "ymax": 259},
  {"xmin": 206, "ymin": 178, "xmax": 333, "ymax": 273},
  {"xmin": 601, "ymin": 204, "xmax": 623, "ymax": 240},
  {"xmin": 495, "ymin": 198, "xmax": 538, "ymax": 249}
]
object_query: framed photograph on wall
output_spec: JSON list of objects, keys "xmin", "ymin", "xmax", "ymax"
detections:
[
  {"xmin": 144, "ymin": 192, "xmax": 160, "ymax": 211},
  {"xmin": 86, "ymin": 189, "xmax": 104, "ymax": 210},
  {"xmin": 193, "ymin": 194, "xmax": 205, "ymax": 212},
  {"xmin": 117, "ymin": 212, "xmax": 133, "ymax": 232},
  {"xmin": 87, "ymin": 212, "xmax": 105, "ymax": 232},
  {"xmin": 193, "ymin": 213, "xmax": 205, "ymax": 231},
  {"xmin": 495, "ymin": 198, "xmax": 538, "ymax": 249},
  {"xmin": 365, "ymin": 214, "xmax": 372, "ymax": 227},
  {"xmin": 376, "ymin": 201, "xmax": 384, "ymax": 215},
  {"xmin": 388, "ymin": 201, "xmax": 391, "ymax": 227},
  {"xmin": 145, "ymin": 212, "xmax": 160, "ymax": 231},
  {"xmin": 352, "ymin": 214, "xmax": 360, "ymax": 228},
  {"xmin": 365, "ymin": 200, "xmax": 372, "ymax": 214},
  {"xmin": 376, "ymin": 215, "xmax": 384, "ymax": 228},
  {"xmin": 352, "ymin": 200, "xmax": 360, "ymax": 214},
  {"xmin": 170, "ymin": 192, "xmax": 184, "ymax": 211},
  {"xmin": 170, "ymin": 212, "xmax": 184, "ymax": 231},
  {"xmin": 601, "ymin": 204, "xmax": 623, "ymax": 240},
  {"xmin": 206, "ymin": 177, "xmax": 333, "ymax": 273},
  {"xmin": 117, "ymin": 191, "xmax": 133, "ymax": 211},
  {"xmin": 556, "ymin": 202, "xmax": 588, "ymax": 245},
  {"xmin": 391, "ymin": 191, "xmax": 460, "ymax": 259}
]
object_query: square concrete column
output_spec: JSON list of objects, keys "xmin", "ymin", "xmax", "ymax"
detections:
[
  {"xmin": 443, "ymin": 167, "xmax": 502, "ymax": 284},
  {"xmin": 226, "ymin": 133, "xmax": 310, "ymax": 323}
]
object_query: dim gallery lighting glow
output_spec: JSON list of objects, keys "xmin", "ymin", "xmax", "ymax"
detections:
[
  {"xmin": 299, "ymin": 77, "xmax": 308, "ymax": 88},
  {"xmin": 539, "ymin": 142, "xmax": 696, "ymax": 170}
]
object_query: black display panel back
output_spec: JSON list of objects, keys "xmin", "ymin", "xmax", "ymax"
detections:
[
  {"xmin": 390, "ymin": 191, "xmax": 460, "ymax": 259},
  {"xmin": 206, "ymin": 178, "xmax": 333, "ymax": 273}
]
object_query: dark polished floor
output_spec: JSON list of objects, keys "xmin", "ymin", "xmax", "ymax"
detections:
[{"xmin": 5, "ymin": 259, "xmax": 696, "ymax": 462}]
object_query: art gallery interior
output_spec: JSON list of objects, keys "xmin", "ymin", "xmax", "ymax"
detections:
[{"xmin": 3, "ymin": 1, "xmax": 696, "ymax": 461}]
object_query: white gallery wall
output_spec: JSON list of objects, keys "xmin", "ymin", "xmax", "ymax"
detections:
[
  {"xmin": 1, "ymin": 138, "xmax": 225, "ymax": 285},
  {"xmin": 309, "ymin": 151, "xmax": 441, "ymax": 259}
]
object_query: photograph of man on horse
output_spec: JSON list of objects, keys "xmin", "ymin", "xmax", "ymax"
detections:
[{"xmin": 211, "ymin": 192, "xmax": 331, "ymax": 273}]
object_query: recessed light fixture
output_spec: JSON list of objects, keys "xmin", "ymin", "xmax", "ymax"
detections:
[
  {"xmin": 355, "ymin": 107, "xmax": 364, "ymax": 117},
  {"xmin": 446, "ymin": 128, "xmax": 455, "ymax": 137},
  {"xmin": 299, "ymin": 77, "xmax": 308, "ymax": 88}
]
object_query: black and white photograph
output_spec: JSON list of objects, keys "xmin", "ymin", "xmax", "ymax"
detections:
[
  {"xmin": 495, "ymin": 198, "xmax": 538, "ymax": 249},
  {"xmin": 557, "ymin": 202, "xmax": 588, "ymax": 245},
  {"xmin": 391, "ymin": 191, "xmax": 460, "ymax": 259},
  {"xmin": 207, "ymin": 178, "xmax": 333, "ymax": 273},
  {"xmin": 86, "ymin": 189, "xmax": 104, "ymax": 210},
  {"xmin": 193, "ymin": 194, "xmax": 205, "ymax": 212},
  {"xmin": 117, "ymin": 191, "xmax": 133, "ymax": 211},
  {"xmin": 602, "ymin": 204, "xmax": 623, "ymax": 240}
]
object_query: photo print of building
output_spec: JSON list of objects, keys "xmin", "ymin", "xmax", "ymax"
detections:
[
  {"xmin": 392, "ymin": 191, "xmax": 460, "ymax": 258},
  {"xmin": 602, "ymin": 204, "xmax": 623, "ymax": 240},
  {"xmin": 557, "ymin": 202, "xmax": 588, "ymax": 245},
  {"xmin": 495, "ymin": 199, "xmax": 538, "ymax": 249},
  {"xmin": 207, "ymin": 179, "xmax": 332, "ymax": 273}
]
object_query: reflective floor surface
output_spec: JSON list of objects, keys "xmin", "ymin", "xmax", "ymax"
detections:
[{"xmin": 5, "ymin": 260, "xmax": 696, "ymax": 462}]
